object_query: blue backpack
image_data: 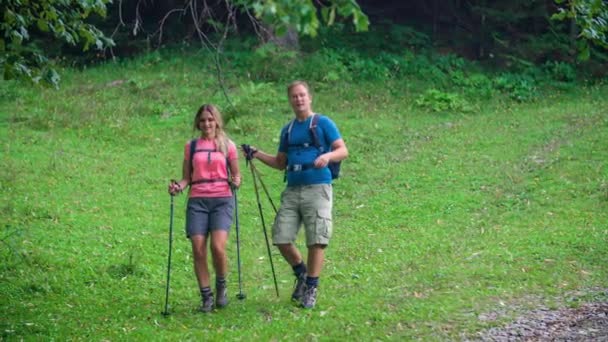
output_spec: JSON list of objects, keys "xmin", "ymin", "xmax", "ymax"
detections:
[{"xmin": 284, "ymin": 114, "xmax": 341, "ymax": 180}]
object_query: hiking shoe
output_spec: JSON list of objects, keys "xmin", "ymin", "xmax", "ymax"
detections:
[
  {"xmin": 291, "ymin": 273, "xmax": 307, "ymax": 302},
  {"xmin": 199, "ymin": 292, "xmax": 214, "ymax": 313},
  {"xmin": 216, "ymin": 282, "xmax": 228, "ymax": 309},
  {"xmin": 301, "ymin": 285, "xmax": 317, "ymax": 309}
]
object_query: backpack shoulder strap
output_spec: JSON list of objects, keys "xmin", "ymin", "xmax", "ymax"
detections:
[
  {"xmin": 309, "ymin": 114, "xmax": 318, "ymax": 129},
  {"xmin": 224, "ymin": 139, "xmax": 231, "ymax": 180},
  {"xmin": 309, "ymin": 114, "xmax": 324, "ymax": 152},
  {"xmin": 285, "ymin": 119, "xmax": 296, "ymax": 146},
  {"xmin": 189, "ymin": 138, "xmax": 198, "ymax": 181},
  {"xmin": 282, "ymin": 120, "xmax": 296, "ymax": 183}
]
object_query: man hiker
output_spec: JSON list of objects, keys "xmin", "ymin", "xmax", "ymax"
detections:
[{"xmin": 242, "ymin": 80, "xmax": 348, "ymax": 308}]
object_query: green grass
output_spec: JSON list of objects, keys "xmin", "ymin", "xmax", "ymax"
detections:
[{"xmin": 1, "ymin": 51, "xmax": 607, "ymax": 341}]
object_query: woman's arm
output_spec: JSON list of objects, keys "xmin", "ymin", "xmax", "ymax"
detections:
[
  {"xmin": 168, "ymin": 158, "xmax": 191, "ymax": 195},
  {"xmin": 229, "ymin": 157, "xmax": 241, "ymax": 187}
]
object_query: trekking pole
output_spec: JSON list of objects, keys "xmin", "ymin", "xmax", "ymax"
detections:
[
  {"xmin": 233, "ymin": 186, "xmax": 246, "ymax": 300},
  {"xmin": 241, "ymin": 144, "xmax": 279, "ymax": 297},
  {"xmin": 245, "ymin": 160, "xmax": 279, "ymax": 297},
  {"xmin": 162, "ymin": 191, "xmax": 175, "ymax": 316},
  {"xmin": 251, "ymin": 167, "xmax": 280, "ymax": 297},
  {"xmin": 249, "ymin": 161, "xmax": 278, "ymax": 215}
]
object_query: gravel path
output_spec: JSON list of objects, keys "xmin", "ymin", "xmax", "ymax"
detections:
[{"xmin": 469, "ymin": 301, "xmax": 608, "ymax": 341}]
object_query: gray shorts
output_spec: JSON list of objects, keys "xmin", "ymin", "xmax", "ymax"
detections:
[
  {"xmin": 186, "ymin": 197, "xmax": 234, "ymax": 238},
  {"xmin": 272, "ymin": 184, "xmax": 333, "ymax": 247}
]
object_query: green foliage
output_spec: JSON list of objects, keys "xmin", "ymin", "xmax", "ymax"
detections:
[
  {"xmin": 552, "ymin": 0, "xmax": 608, "ymax": 60},
  {"xmin": 415, "ymin": 89, "xmax": 473, "ymax": 113},
  {"xmin": 308, "ymin": 23, "xmax": 431, "ymax": 56},
  {"xmin": 386, "ymin": 24, "xmax": 431, "ymax": 49},
  {"xmin": 1, "ymin": 0, "xmax": 115, "ymax": 88},
  {"xmin": 0, "ymin": 79, "xmax": 25, "ymax": 103},
  {"xmin": 222, "ymin": 81, "xmax": 284, "ymax": 126},
  {"xmin": 542, "ymin": 60, "xmax": 577, "ymax": 83},
  {"xmin": 294, "ymin": 48, "xmax": 351, "ymax": 83},
  {"xmin": 371, "ymin": 52, "xmax": 410, "ymax": 80},
  {"xmin": 433, "ymin": 54, "xmax": 467, "ymax": 73},
  {"xmin": 236, "ymin": 43, "xmax": 300, "ymax": 81},
  {"xmin": 220, "ymin": 25, "xmax": 594, "ymax": 108},
  {"xmin": 494, "ymin": 73, "xmax": 538, "ymax": 102},
  {"xmin": 450, "ymin": 71, "xmax": 495, "ymax": 99},
  {"xmin": 395, "ymin": 51, "xmax": 432, "ymax": 76},
  {"xmin": 342, "ymin": 51, "xmax": 391, "ymax": 81},
  {"xmin": 239, "ymin": 0, "xmax": 369, "ymax": 37}
]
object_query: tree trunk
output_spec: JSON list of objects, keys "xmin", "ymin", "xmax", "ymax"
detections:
[
  {"xmin": 433, "ymin": 0, "xmax": 438, "ymax": 41},
  {"xmin": 569, "ymin": 16, "xmax": 578, "ymax": 59}
]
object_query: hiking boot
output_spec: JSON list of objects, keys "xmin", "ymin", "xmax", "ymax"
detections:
[
  {"xmin": 301, "ymin": 285, "xmax": 317, "ymax": 309},
  {"xmin": 199, "ymin": 292, "xmax": 214, "ymax": 313},
  {"xmin": 216, "ymin": 282, "xmax": 228, "ymax": 309},
  {"xmin": 291, "ymin": 273, "xmax": 307, "ymax": 302}
]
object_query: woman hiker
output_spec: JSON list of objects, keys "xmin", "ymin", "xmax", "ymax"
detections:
[{"xmin": 168, "ymin": 103, "xmax": 241, "ymax": 312}]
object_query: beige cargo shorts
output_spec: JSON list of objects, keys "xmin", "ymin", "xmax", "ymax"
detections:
[{"xmin": 272, "ymin": 184, "xmax": 333, "ymax": 246}]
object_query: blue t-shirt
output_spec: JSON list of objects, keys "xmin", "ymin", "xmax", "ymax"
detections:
[{"xmin": 278, "ymin": 114, "xmax": 341, "ymax": 186}]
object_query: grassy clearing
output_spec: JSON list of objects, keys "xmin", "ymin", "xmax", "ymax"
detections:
[{"xmin": 1, "ymin": 51, "xmax": 607, "ymax": 340}]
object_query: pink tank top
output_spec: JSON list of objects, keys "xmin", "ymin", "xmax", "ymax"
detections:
[{"xmin": 184, "ymin": 138, "xmax": 237, "ymax": 198}]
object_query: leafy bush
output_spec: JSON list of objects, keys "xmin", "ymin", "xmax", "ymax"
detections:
[
  {"xmin": 542, "ymin": 61, "xmax": 577, "ymax": 83},
  {"xmin": 237, "ymin": 43, "xmax": 299, "ymax": 81},
  {"xmin": 415, "ymin": 89, "xmax": 473, "ymax": 113},
  {"xmin": 1, "ymin": 0, "xmax": 114, "ymax": 88},
  {"xmin": 494, "ymin": 73, "xmax": 538, "ymax": 102},
  {"xmin": 398, "ymin": 52, "xmax": 448, "ymax": 83},
  {"xmin": 449, "ymin": 71, "xmax": 495, "ymax": 99},
  {"xmin": 346, "ymin": 54, "xmax": 391, "ymax": 81},
  {"xmin": 433, "ymin": 53, "xmax": 467, "ymax": 73},
  {"xmin": 313, "ymin": 49, "xmax": 391, "ymax": 81},
  {"xmin": 223, "ymin": 81, "xmax": 283, "ymax": 123},
  {"xmin": 374, "ymin": 52, "xmax": 404, "ymax": 79},
  {"xmin": 294, "ymin": 48, "xmax": 351, "ymax": 83},
  {"xmin": 309, "ymin": 23, "xmax": 431, "ymax": 55},
  {"xmin": 0, "ymin": 80, "xmax": 26, "ymax": 103},
  {"xmin": 386, "ymin": 24, "xmax": 431, "ymax": 50}
]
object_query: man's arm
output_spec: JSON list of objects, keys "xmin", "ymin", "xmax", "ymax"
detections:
[
  {"xmin": 313, "ymin": 138, "xmax": 348, "ymax": 168},
  {"xmin": 251, "ymin": 149, "xmax": 287, "ymax": 170}
]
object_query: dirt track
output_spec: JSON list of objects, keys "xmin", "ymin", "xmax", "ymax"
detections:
[{"xmin": 469, "ymin": 300, "xmax": 608, "ymax": 341}]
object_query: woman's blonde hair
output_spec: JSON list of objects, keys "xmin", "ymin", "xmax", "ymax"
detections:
[{"xmin": 193, "ymin": 104, "xmax": 229, "ymax": 156}]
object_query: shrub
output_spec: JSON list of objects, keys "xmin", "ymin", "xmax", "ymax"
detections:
[
  {"xmin": 450, "ymin": 71, "xmax": 495, "ymax": 99},
  {"xmin": 398, "ymin": 52, "xmax": 449, "ymax": 84},
  {"xmin": 347, "ymin": 55, "xmax": 391, "ymax": 81},
  {"xmin": 386, "ymin": 24, "xmax": 431, "ymax": 50},
  {"xmin": 238, "ymin": 43, "xmax": 299, "ymax": 82},
  {"xmin": 294, "ymin": 48, "xmax": 351, "ymax": 83},
  {"xmin": 223, "ymin": 81, "xmax": 283, "ymax": 123},
  {"xmin": 542, "ymin": 61, "xmax": 577, "ymax": 83},
  {"xmin": 433, "ymin": 53, "xmax": 467, "ymax": 73},
  {"xmin": 415, "ymin": 89, "xmax": 473, "ymax": 113},
  {"xmin": 494, "ymin": 73, "xmax": 538, "ymax": 102}
]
